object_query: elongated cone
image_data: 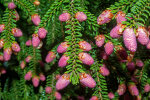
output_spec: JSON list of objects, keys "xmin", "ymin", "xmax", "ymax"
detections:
[
  {"xmin": 144, "ymin": 84, "xmax": 150, "ymax": 93},
  {"xmin": 31, "ymin": 14, "xmax": 41, "ymax": 26},
  {"xmin": 99, "ymin": 64, "xmax": 110, "ymax": 76},
  {"xmin": 0, "ymin": 54, "xmax": 3, "ymax": 61},
  {"xmin": 32, "ymin": 34, "xmax": 40, "ymax": 47},
  {"xmin": 79, "ymin": 41, "xmax": 91, "ymax": 51},
  {"xmin": 117, "ymin": 83, "xmax": 126, "ymax": 95},
  {"xmin": 45, "ymin": 86, "xmax": 52, "ymax": 94},
  {"xmin": 25, "ymin": 55, "xmax": 32, "ymax": 63},
  {"xmin": 8, "ymin": 2, "xmax": 16, "ymax": 9},
  {"xmin": 108, "ymin": 92, "xmax": 114, "ymax": 99},
  {"xmin": 136, "ymin": 59, "xmax": 143, "ymax": 67},
  {"xmin": 12, "ymin": 28, "xmax": 23, "ymax": 37},
  {"xmin": 12, "ymin": 42, "xmax": 20, "ymax": 52},
  {"xmin": 57, "ymin": 42, "xmax": 69, "ymax": 53},
  {"xmin": 20, "ymin": 61, "xmax": 26, "ymax": 69},
  {"xmin": 89, "ymin": 96, "xmax": 98, "ymax": 100},
  {"xmin": 14, "ymin": 11, "xmax": 19, "ymax": 21},
  {"xmin": 115, "ymin": 11, "xmax": 127, "ymax": 24},
  {"xmin": 95, "ymin": 35, "xmax": 105, "ymax": 47},
  {"xmin": 110, "ymin": 23, "xmax": 126, "ymax": 38},
  {"xmin": 123, "ymin": 27, "xmax": 137, "ymax": 52},
  {"xmin": 79, "ymin": 73, "xmax": 96, "ymax": 88},
  {"xmin": 39, "ymin": 74, "xmax": 45, "ymax": 81},
  {"xmin": 24, "ymin": 71, "xmax": 32, "ymax": 80},
  {"xmin": 75, "ymin": 12, "xmax": 87, "ymax": 22},
  {"xmin": 55, "ymin": 91, "xmax": 62, "ymax": 100},
  {"xmin": 3, "ymin": 48, "xmax": 12, "ymax": 61},
  {"xmin": 97, "ymin": 10, "xmax": 114, "ymax": 25},
  {"xmin": 137, "ymin": 26, "xmax": 149, "ymax": 45},
  {"xmin": 0, "ymin": 39, "xmax": 4, "ymax": 49},
  {"xmin": 127, "ymin": 62, "xmax": 135, "ymax": 72},
  {"xmin": 78, "ymin": 52, "xmax": 94, "ymax": 65},
  {"xmin": 0, "ymin": 24, "xmax": 5, "ymax": 33},
  {"xmin": 26, "ymin": 40, "xmax": 32, "ymax": 46},
  {"xmin": 59, "ymin": 13, "xmax": 70, "ymax": 22},
  {"xmin": 56, "ymin": 74, "xmax": 70, "ymax": 90},
  {"xmin": 104, "ymin": 41, "xmax": 114, "ymax": 55},
  {"xmin": 32, "ymin": 76, "xmax": 39, "ymax": 87},
  {"xmin": 38, "ymin": 27, "xmax": 47, "ymax": 39},
  {"xmin": 128, "ymin": 83, "xmax": 139, "ymax": 96},
  {"xmin": 45, "ymin": 51, "xmax": 56, "ymax": 63},
  {"xmin": 58, "ymin": 54, "xmax": 69, "ymax": 67}
]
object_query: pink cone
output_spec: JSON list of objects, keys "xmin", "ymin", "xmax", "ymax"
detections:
[
  {"xmin": 1, "ymin": 69, "xmax": 6, "ymax": 74},
  {"xmin": 45, "ymin": 86, "xmax": 52, "ymax": 94},
  {"xmin": 58, "ymin": 54, "xmax": 69, "ymax": 67},
  {"xmin": 39, "ymin": 74, "xmax": 46, "ymax": 81},
  {"xmin": 0, "ymin": 39, "xmax": 4, "ymax": 49},
  {"xmin": 25, "ymin": 55, "xmax": 32, "ymax": 63},
  {"xmin": 127, "ymin": 62, "xmax": 135, "ymax": 72},
  {"xmin": 128, "ymin": 83, "xmax": 139, "ymax": 96},
  {"xmin": 31, "ymin": 14, "xmax": 41, "ymax": 26},
  {"xmin": 0, "ymin": 24, "xmax": 5, "ymax": 33},
  {"xmin": 115, "ymin": 11, "xmax": 127, "ymax": 24},
  {"xmin": 123, "ymin": 27, "xmax": 137, "ymax": 52},
  {"xmin": 89, "ymin": 96, "xmax": 98, "ymax": 100},
  {"xmin": 38, "ymin": 27, "xmax": 47, "ymax": 39},
  {"xmin": 108, "ymin": 92, "xmax": 114, "ymax": 99},
  {"xmin": 117, "ymin": 83, "xmax": 126, "ymax": 95},
  {"xmin": 79, "ymin": 73, "xmax": 96, "ymax": 88},
  {"xmin": 79, "ymin": 41, "xmax": 91, "ymax": 51},
  {"xmin": 95, "ymin": 34, "xmax": 105, "ymax": 47},
  {"xmin": 11, "ymin": 42, "xmax": 20, "ymax": 52},
  {"xmin": 78, "ymin": 52, "xmax": 94, "ymax": 65},
  {"xmin": 104, "ymin": 41, "xmax": 114, "ymax": 55},
  {"xmin": 99, "ymin": 64, "xmax": 110, "ymax": 76},
  {"xmin": 59, "ymin": 13, "xmax": 70, "ymax": 22},
  {"xmin": 56, "ymin": 74, "xmax": 70, "ymax": 90},
  {"xmin": 20, "ymin": 61, "xmax": 26, "ymax": 69},
  {"xmin": 26, "ymin": 40, "xmax": 32, "ymax": 46},
  {"xmin": 110, "ymin": 23, "xmax": 126, "ymax": 38},
  {"xmin": 57, "ymin": 42, "xmax": 69, "ymax": 53},
  {"xmin": 0, "ymin": 54, "xmax": 3, "ymax": 61},
  {"xmin": 136, "ymin": 59, "xmax": 143, "ymax": 67},
  {"xmin": 144, "ymin": 84, "xmax": 150, "ymax": 93},
  {"xmin": 32, "ymin": 76, "xmax": 39, "ymax": 87},
  {"xmin": 12, "ymin": 28, "xmax": 23, "ymax": 37},
  {"xmin": 8, "ymin": 2, "xmax": 16, "ymax": 9},
  {"xmin": 3, "ymin": 48, "xmax": 12, "ymax": 61},
  {"xmin": 75, "ymin": 12, "xmax": 87, "ymax": 22},
  {"xmin": 55, "ymin": 91, "xmax": 62, "ymax": 100},
  {"xmin": 24, "ymin": 71, "xmax": 32, "ymax": 80},
  {"xmin": 97, "ymin": 10, "xmax": 114, "ymax": 25},
  {"xmin": 45, "ymin": 51, "xmax": 56, "ymax": 63},
  {"xmin": 32, "ymin": 34, "xmax": 41, "ymax": 47}
]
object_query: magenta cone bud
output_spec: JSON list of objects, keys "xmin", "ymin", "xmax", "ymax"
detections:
[
  {"xmin": 55, "ymin": 74, "xmax": 61, "ymax": 80},
  {"xmin": 39, "ymin": 74, "xmax": 45, "ymax": 81},
  {"xmin": 26, "ymin": 40, "xmax": 32, "ymax": 46},
  {"xmin": 0, "ymin": 39, "xmax": 4, "ymax": 49},
  {"xmin": 55, "ymin": 92, "xmax": 62, "ymax": 100},
  {"xmin": 12, "ymin": 28, "xmax": 23, "ymax": 37},
  {"xmin": 24, "ymin": 71, "xmax": 32, "ymax": 80},
  {"xmin": 56, "ymin": 74, "xmax": 70, "ymax": 90},
  {"xmin": 128, "ymin": 83, "xmax": 139, "ymax": 96},
  {"xmin": 59, "ymin": 13, "xmax": 70, "ymax": 22},
  {"xmin": 136, "ymin": 59, "xmax": 143, "ymax": 67},
  {"xmin": 117, "ymin": 83, "xmax": 126, "ymax": 95},
  {"xmin": 97, "ymin": 10, "xmax": 114, "ymax": 25},
  {"xmin": 95, "ymin": 35, "xmax": 105, "ymax": 47},
  {"xmin": 144, "ymin": 84, "xmax": 150, "ymax": 93},
  {"xmin": 137, "ymin": 26, "xmax": 149, "ymax": 45},
  {"xmin": 79, "ymin": 52, "xmax": 94, "ymax": 65},
  {"xmin": 32, "ymin": 34, "xmax": 41, "ymax": 47},
  {"xmin": 110, "ymin": 23, "xmax": 126, "ymax": 38},
  {"xmin": 1, "ymin": 69, "xmax": 6, "ymax": 74},
  {"xmin": 20, "ymin": 61, "xmax": 26, "ymax": 69},
  {"xmin": 38, "ymin": 27, "xmax": 47, "ymax": 39},
  {"xmin": 45, "ymin": 86, "xmax": 52, "ymax": 94},
  {"xmin": 58, "ymin": 54, "xmax": 69, "ymax": 67},
  {"xmin": 0, "ymin": 54, "xmax": 3, "ymax": 61},
  {"xmin": 57, "ymin": 42, "xmax": 69, "ymax": 53},
  {"xmin": 115, "ymin": 11, "xmax": 127, "ymax": 24},
  {"xmin": 14, "ymin": 11, "xmax": 19, "ymax": 21},
  {"xmin": 0, "ymin": 24, "xmax": 5, "ymax": 33},
  {"xmin": 104, "ymin": 41, "xmax": 114, "ymax": 55},
  {"xmin": 80, "ymin": 73, "xmax": 96, "ymax": 88},
  {"xmin": 25, "ymin": 55, "xmax": 32, "ymax": 63},
  {"xmin": 127, "ymin": 62, "xmax": 135, "ymax": 72},
  {"xmin": 45, "ymin": 51, "xmax": 56, "ymax": 63},
  {"xmin": 79, "ymin": 41, "xmax": 91, "ymax": 51},
  {"xmin": 11, "ymin": 42, "xmax": 20, "ymax": 52},
  {"xmin": 123, "ymin": 27, "xmax": 137, "ymax": 52},
  {"xmin": 100, "ymin": 51, "xmax": 108, "ymax": 60},
  {"xmin": 8, "ymin": 2, "xmax": 16, "ymax": 9},
  {"xmin": 32, "ymin": 76, "xmax": 39, "ymax": 87},
  {"xmin": 31, "ymin": 14, "xmax": 41, "ymax": 26},
  {"xmin": 108, "ymin": 92, "xmax": 114, "ymax": 99},
  {"xmin": 3, "ymin": 48, "xmax": 12, "ymax": 61},
  {"xmin": 99, "ymin": 64, "xmax": 110, "ymax": 76},
  {"xmin": 89, "ymin": 96, "xmax": 98, "ymax": 100},
  {"xmin": 75, "ymin": 12, "xmax": 87, "ymax": 22}
]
